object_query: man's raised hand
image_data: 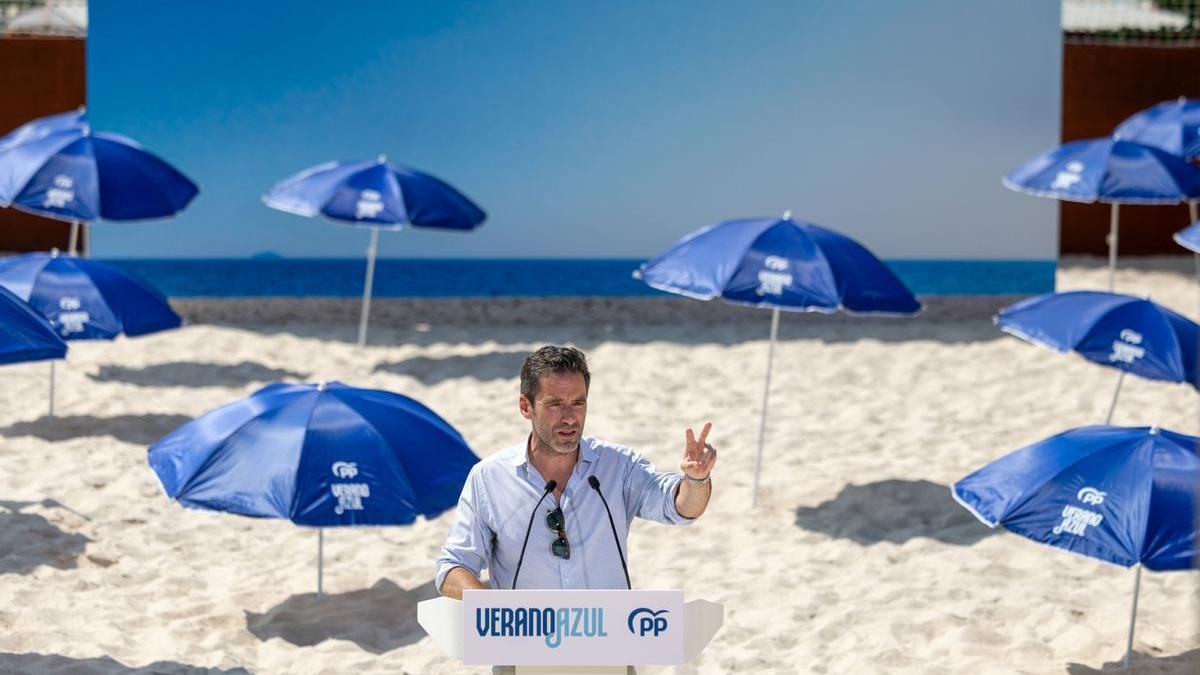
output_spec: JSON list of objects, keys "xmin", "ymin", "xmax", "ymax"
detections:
[{"xmin": 681, "ymin": 422, "xmax": 716, "ymax": 480}]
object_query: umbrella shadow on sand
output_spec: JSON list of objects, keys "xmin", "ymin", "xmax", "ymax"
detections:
[
  {"xmin": 0, "ymin": 653, "xmax": 251, "ymax": 674},
  {"xmin": 0, "ymin": 499, "xmax": 91, "ymax": 574},
  {"xmin": 793, "ymin": 479, "xmax": 998, "ymax": 546},
  {"xmin": 1066, "ymin": 647, "xmax": 1200, "ymax": 674},
  {"xmin": 374, "ymin": 350, "xmax": 528, "ymax": 384},
  {"xmin": 0, "ymin": 413, "xmax": 192, "ymax": 445},
  {"xmin": 88, "ymin": 361, "xmax": 307, "ymax": 388},
  {"xmin": 245, "ymin": 578, "xmax": 437, "ymax": 654}
]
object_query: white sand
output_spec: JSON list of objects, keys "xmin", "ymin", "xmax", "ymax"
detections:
[{"xmin": 0, "ymin": 258, "xmax": 1197, "ymax": 674}]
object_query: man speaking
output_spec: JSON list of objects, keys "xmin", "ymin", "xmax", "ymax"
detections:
[{"xmin": 436, "ymin": 345, "xmax": 716, "ymax": 597}]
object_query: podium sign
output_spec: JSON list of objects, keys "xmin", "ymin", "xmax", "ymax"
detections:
[{"xmin": 462, "ymin": 589, "xmax": 684, "ymax": 666}]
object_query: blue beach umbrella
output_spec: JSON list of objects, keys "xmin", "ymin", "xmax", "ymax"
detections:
[
  {"xmin": 1116, "ymin": 98, "xmax": 1200, "ymax": 226},
  {"xmin": 0, "ymin": 108, "xmax": 86, "ymax": 154},
  {"xmin": 0, "ymin": 285, "xmax": 67, "ymax": 419},
  {"xmin": 0, "ymin": 285, "xmax": 67, "ymax": 365},
  {"xmin": 636, "ymin": 212, "xmax": 920, "ymax": 505},
  {"xmin": 1175, "ymin": 221, "xmax": 1200, "ymax": 255},
  {"xmin": 148, "ymin": 380, "xmax": 479, "ymax": 595},
  {"xmin": 263, "ymin": 156, "xmax": 486, "ymax": 346},
  {"xmin": 1003, "ymin": 138, "xmax": 1200, "ymax": 291},
  {"xmin": 996, "ymin": 291, "xmax": 1197, "ymax": 423},
  {"xmin": 0, "ymin": 251, "xmax": 180, "ymax": 416},
  {"xmin": 0, "ymin": 111, "xmax": 198, "ymax": 255},
  {"xmin": 1115, "ymin": 97, "xmax": 1200, "ymax": 161},
  {"xmin": 1174, "ymin": 221, "xmax": 1200, "ymax": 296},
  {"xmin": 0, "ymin": 251, "xmax": 181, "ymax": 340},
  {"xmin": 953, "ymin": 425, "xmax": 1198, "ymax": 666}
]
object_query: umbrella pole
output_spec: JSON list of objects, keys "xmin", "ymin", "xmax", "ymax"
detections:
[
  {"xmin": 1104, "ymin": 371, "xmax": 1126, "ymax": 425},
  {"xmin": 751, "ymin": 308, "xmax": 780, "ymax": 508},
  {"xmin": 48, "ymin": 360, "xmax": 55, "ymax": 418},
  {"xmin": 1124, "ymin": 565, "xmax": 1142, "ymax": 667},
  {"xmin": 1107, "ymin": 204, "xmax": 1119, "ymax": 292},
  {"xmin": 1189, "ymin": 200, "xmax": 1197, "ymax": 226},
  {"xmin": 68, "ymin": 221, "xmax": 79, "ymax": 256},
  {"xmin": 357, "ymin": 228, "xmax": 379, "ymax": 348},
  {"xmin": 317, "ymin": 528, "xmax": 324, "ymax": 598}
]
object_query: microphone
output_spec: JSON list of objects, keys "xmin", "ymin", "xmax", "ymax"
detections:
[
  {"xmin": 588, "ymin": 475, "xmax": 631, "ymax": 589},
  {"xmin": 512, "ymin": 479, "xmax": 556, "ymax": 590}
]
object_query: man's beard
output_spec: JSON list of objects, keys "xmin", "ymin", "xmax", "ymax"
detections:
[{"xmin": 533, "ymin": 422, "xmax": 580, "ymax": 454}]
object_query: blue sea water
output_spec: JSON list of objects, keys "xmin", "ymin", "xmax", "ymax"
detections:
[{"xmin": 100, "ymin": 258, "xmax": 1055, "ymax": 298}]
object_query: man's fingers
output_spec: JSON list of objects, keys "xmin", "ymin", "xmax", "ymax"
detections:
[
  {"xmin": 685, "ymin": 428, "xmax": 701, "ymax": 460},
  {"xmin": 698, "ymin": 422, "xmax": 712, "ymax": 447}
]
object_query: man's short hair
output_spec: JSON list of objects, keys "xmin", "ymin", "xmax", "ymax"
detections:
[{"xmin": 520, "ymin": 345, "xmax": 590, "ymax": 403}]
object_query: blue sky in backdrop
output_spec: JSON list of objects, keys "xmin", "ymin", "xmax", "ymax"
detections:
[{"xmin": 88, "ymin": 1, "xmax": 1060, "ymax": 259}]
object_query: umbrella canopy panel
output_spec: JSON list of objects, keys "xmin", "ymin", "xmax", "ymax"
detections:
[
  {"xmin": 1003, "ymin": 138, "xmax": 1200, "ymax": 205},
  {"xmin": 263, "ymin": 158, "xmax": 486, "ymax": 231},
  {"xmin": 997, "ymin": 291, "xmax": 1198, "ymax": 388},
  {"xmin": 954, "ymin": 425, "xmax": 1198, "ymax": 571},
  {"xmin": 637, "ymin": 217, "xmax": 920, "ymax": 315},
  {"xmin": 0, "ymin": 127, "xmax": 198, "ymax": 223},
  {"xmin": 0, "ymin": 252, "xmax": 181, "ymax": 340},
  {"xmin": 1174, "ymin": 221, "xmax": 1200, "ymax": 254},
  {"xmin": 0, "ymin": 285, "xmax": 67, "ymax": 365},
  {"xmin": 1115, "ymin": 98, "xmax": 1200, "ymax": 160},
  {"xmin": 148, "ymin": 381, "xmax": 479, "ymax": 527}
]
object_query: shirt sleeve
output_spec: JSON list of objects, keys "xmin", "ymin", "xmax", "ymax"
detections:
[
  {"xmin": 435, "ymin": 464, "xmax": 494, "ymax": 592},
  {"xmin": 623, "ymin": 452, "xmax": 696, "ymax": 526}
]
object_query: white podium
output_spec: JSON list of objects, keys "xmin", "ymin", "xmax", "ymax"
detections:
[{"xmin": 418, "ymin": 590, "xmax": 723, "ymax": 674}]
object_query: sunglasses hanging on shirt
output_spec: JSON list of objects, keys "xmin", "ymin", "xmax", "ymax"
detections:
[{"xmin": 546, "ymin": 506, "xmax": 570, "ymax": 559}]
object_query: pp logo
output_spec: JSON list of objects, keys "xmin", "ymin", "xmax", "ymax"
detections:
[
  {"xmin": 627, "ymin": 608, "xmax": 669, "ymax": 637},
  {"xmin": 355, "ymin": 189, "xmax": 384, "ymax": 219},
  {"xmin": 56, "ymin": 297, "xmax": 90, "ymax": 334},
  {"xmin": 764, "ymin": 256, "xmax": 789, "ymax": 271},
  {"xmin": 1109, "ymin": 329, "xmax": 1145, "ymax": 365},
  {"xmin": 1077, "ymin": 487, "xmax": 1106, "ymax": 506},
  {"xmin": 43, "ymin": 174, "xmax": 75, "ymax": 208},
  {"xmin": 756, "ymin": 256, "xmax": 793, "ymax": 296},
  {"xmin": 1119, "ymin": 329, "xmax": 1143, "ymax": 344},
  {"xmin": 1050, "ymin": 160, "xmax": 1084, "ymax": 190},
  {"xmin": 331, "ymin": 461, "xmax": 358, "ymax": 479}
]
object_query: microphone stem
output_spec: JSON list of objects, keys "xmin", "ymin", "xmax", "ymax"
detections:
[
  {"xmin": 512, "ymin": 487, "xmax": 553, "ymax": 590},
  {"xmin": 595, "ymin": 487, "xmax": 632, "ymax": 589}
]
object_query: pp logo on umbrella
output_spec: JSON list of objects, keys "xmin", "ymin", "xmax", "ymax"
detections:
[
  {"xmin": 1051, "ymin": 494, "xmax": 1105, "ymax": 538},
  {"xmin": 355, "ymin": 190, "xmax": 383, "ymax": 219},
  {"xmin": 331, "ymin": 461, "xmax": 358, "ymax": 479},
  {"xmin": 331, "ymin": 460, "xmax": 369, "ymax": 515},
  {"xmin": 1050, "ymin": 161, "xmax": 1084, "ymax": 190},
  {"xmin": 756, "ymin": 256, "xmax": 792, "ymax": 296},
  {"xmin": 44, "ymin": 175, "xmax": 74, "ymax": 208},
  {"xmin": 1109, "ymin": 330, "xmax": 1144, "ymax": 364},
  {"xmin": 56, "ymin": 296, "xmax": 89, "ymax": 335}
]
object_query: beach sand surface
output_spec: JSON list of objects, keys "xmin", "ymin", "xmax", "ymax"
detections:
[{"xmin": 0, "ymin": 258, "xmax": 1197, "ymax": 674}]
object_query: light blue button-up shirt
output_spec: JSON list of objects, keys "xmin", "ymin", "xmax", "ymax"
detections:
[{"xmin": 435, "ymin": 436, "xmax": 695, "ymax": 591}]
